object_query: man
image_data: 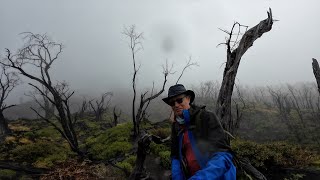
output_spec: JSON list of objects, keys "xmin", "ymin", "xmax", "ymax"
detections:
[{"xmin": 162, "ymin": 84, "xmax": 236, "ymax": 180}]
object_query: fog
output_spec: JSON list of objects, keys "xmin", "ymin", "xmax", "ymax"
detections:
[{"xmin": 1, "ymin": 0, "xmax": 320, "ymax": 106}]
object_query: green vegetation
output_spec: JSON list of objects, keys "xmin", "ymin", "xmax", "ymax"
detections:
[
  {"xmin": 148, "ymin": 126, "xmax": 171, "ymax": 168},
  {"xmin": 1, "ymin": 104, "xmax": 320, "ymax": 179},
  {"xmin": 232, "ymin": 139, "xmax": 319, "ymax": 169},
  {"xmin": 159, "ymin": 151, "xmax": 171, "ymax": 169},
  {"xmin": 10, "ymin": 140, "xmax": 73, "ymax": 168},
  {"xmin": 0, "ymin": 169, "xmax": 17, "ymax": 179},
  {"xmin": 85, "ymin": 122, "xmax": 133, "ymax": 160}
]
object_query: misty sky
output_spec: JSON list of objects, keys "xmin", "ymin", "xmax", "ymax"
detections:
[{"xmin": 1, "ymin": 0, "xmax": 320, "ymax": 103}]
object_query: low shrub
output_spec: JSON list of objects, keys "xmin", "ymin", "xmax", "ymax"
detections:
[
  {"xmin": 35, "ymin": 127, "xmax": 61, "ymax": 140},
  {"xmin": 86, "ymin": 123, "xmax": 133, "ymax": 160},
  {"xmin": 232, "ymin": 139, "xmax": 319, "ymax": 169},
  {"xmin": 10, "ymin": 140, "xmax": 71, "ymax": 168},
  {"xmin": 150, "ymin": 142, "xmax": 170, "ymax": 155},
  {"xmin": 116, "ymin": 162, "xmax": 133, "ymax": 174},
  {"xmin": 122, "ymin": 155, "xmax": 136, "ymax": 166}
]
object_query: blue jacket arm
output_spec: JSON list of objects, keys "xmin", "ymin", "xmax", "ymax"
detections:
[
  {"xmin": 189, "ymin": 152, "xmax": 236, "ymax": 180},
  {"xmin": 172, "ymin": 158, "xmax": 184, "ymax": 180}
]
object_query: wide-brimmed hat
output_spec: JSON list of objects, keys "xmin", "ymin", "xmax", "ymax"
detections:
[{"xmin": 162, "ymin": 84, "xmax": 195, "ymax": 105}]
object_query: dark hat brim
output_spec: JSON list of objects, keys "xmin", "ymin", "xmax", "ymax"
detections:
[{"xmin": 162, "ymin": 90, "xmax": 195, "ymax": 105}]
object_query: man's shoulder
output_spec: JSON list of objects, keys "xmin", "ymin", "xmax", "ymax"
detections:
[{"xmin": 195, "ymin": 107, "xmax": 220, "ymax": 123}]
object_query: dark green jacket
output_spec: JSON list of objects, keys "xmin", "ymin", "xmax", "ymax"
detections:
[{"xmin": 171, "ymin": 105, "xmax": 231, "ymax": 159}]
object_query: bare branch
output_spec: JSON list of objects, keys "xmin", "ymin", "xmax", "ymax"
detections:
[{"xmin": 176, "ymin": 56, "xmax": 199, "ymax": 84}]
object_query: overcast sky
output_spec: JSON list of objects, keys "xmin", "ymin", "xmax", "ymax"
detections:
[{"xmin": 1, "ymin": 0, "xmax": 320, "ymax": 103}]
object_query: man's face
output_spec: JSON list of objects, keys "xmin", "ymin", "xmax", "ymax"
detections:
[{"xmin": 169, "ymin": 94, "xmax": 191, "ymax": 116}]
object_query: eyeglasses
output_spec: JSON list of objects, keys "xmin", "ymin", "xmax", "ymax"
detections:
[{"xmin": 168, "ymin": 96, "xmax": 186, "ymax": 106}]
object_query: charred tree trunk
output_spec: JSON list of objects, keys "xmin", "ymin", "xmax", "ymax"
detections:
[
  {"xmin": 129, "ymin": 134, "xmax": 151, "ymax": 180},
  {"xmin": 129, "ymin": 132, "xmax": 169, "ymax": 180},
  {"xmin": 216, "ymin": 8, "xmax": 274, "ymax": 135},
  {"xmin": 0, "ymin": 111, "xmax": 10, "ymax": 135},
  {"xmin": 312, "ymin": 58, "xmax": 320, "ymax": 95},
  {"xmin": 55, "ymin": 98, "xmax": 78, "ymax": 153},
  {"xmin": 113, "ymin": 107, "xmax": 121, "ymax": 127}
]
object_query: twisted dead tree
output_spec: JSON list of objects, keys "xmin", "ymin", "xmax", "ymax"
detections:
[
  {"xmin": 123, "ymin": 25, "xmax": 174, "ymax": 137},
  {"xmin": 123, "ymin": 25, "xmax": 142, "ymax": 137},
  {"xmin": 0, "ymin": 66, "xmax": 19, "ymax": 135},
  {"xmin": 268, "ymin": 87, "xmax": 303, "ymax": 142},
  {"xmin": 312, "ymin": 58, "xmax": 320, "ymax": 95},
  {"xmin": 133, "ymin": 61, "xmax": 172, "ymax": 137},
  {"xmin": 216, "ymin": 8, "xmax": 274, "ymax": 135},
  {"xmin": 1, "ymin": 32, "xmax": 82, "ymax": 156},
  {"xmin": 89, "ymin": 92, "xmax": 113, "ymax": 121},
  {"xmin": 76, "ymin": 97, "xmax": 89, "ymax": 119}
]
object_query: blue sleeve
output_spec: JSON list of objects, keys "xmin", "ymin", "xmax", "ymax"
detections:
[
  {"xmin": 188, "ymin": 152, "xmax": 236, "ymax": 180},
  {"xmin": 172, "ymin": 158, "xmax": 184, "ymax": 180}
]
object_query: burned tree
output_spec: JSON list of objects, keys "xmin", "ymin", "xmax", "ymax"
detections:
[
  {"xmin": 75, "ymin": 97, "xmax": 89, "ymax": 119},
  {"xmin": 123, "ymin": 25, "xmax": 142, "ymax": 137},
  {"xmin": 89, "ymin": 92, "xmax": 112, "ymax": 121},
  {"xmin": 1, "ymin": 33, "xmax": 82, "ymax": 156},
  {"xmin": 112, "ymin": 106, "xmax": 121, "ymax": 126},
  {"xmin": 312, "ymin": 58, "xmax": 320, "ymax": 95},
  {"xmin": 268, "ymin": 87, "xmax": 303, "ymax": 142},
  {"xmin": 216, "ymin": 8, "xmax": 274, "ymax": 134},
  {"xmin": 123, "ymin": 25, "xmax": 174, "ymax": 137},
  {"xmin": 0, "ymin": 66, "xmax": 19, "ymax": 135}
]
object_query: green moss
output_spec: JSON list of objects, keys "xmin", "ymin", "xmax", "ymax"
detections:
[
  {"xmin": 33, "ymin": 150, "xmax": 70, "ymax": 168},
  {"xmin": 92, "ymin": 141, "xmax": 132, "ymax": 160},
  {"xmin": 114, "ymin": 155, "xmax": 137, "ymax": 175},
  {"xmin": 159, "ymin": 151, "xmax": 171, "ymax": 169},
  {"xmin": 24, "ymin": 131, "xmax": 36, "ymax": 139},
  {"xmin": 122, "ymin": 155, "xmax": 136, "ymax": 166},
  {"xmin": 86, "ymin": 122, "xmax": 133, "ymax": 160},
  {"xmin": 0, "ymin": 169, "xmax": 16, "ymax": 179},
  {"xmin": 85, "ymin": 120, "xmax": 100, "ymax": 129},
  {"xmin": 150, "ymin": 142, "xmax": 170, "ymax": 155},
  {"xmin": 116, "ymin": 162, "xmax": 133, "ymax": 174},
  {"xmin": 10, "ymin": 140, "xmax": 71, "ymax": 168},
  {"xmin": 35, "ymin": 126, "xmax": 61, "ymax": 140}
]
